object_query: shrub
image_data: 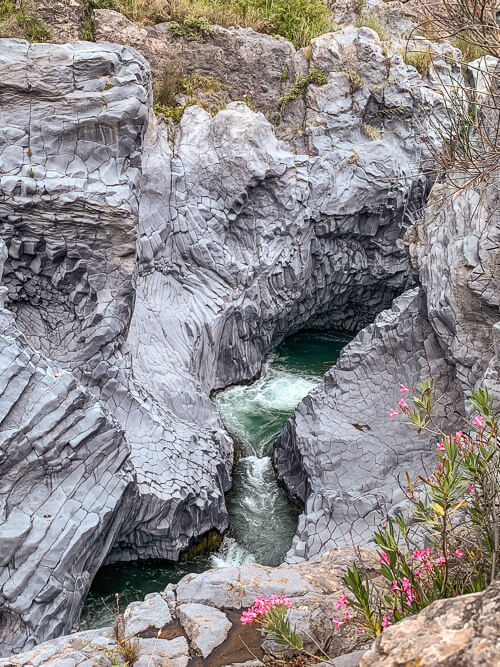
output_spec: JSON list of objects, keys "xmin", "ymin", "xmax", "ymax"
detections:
[
  {"xmin": 169, "ymin": 15, "xmax": 212, "ymax": 42},
  {"xmin": 278, "ymin": 68, "xmax": 328, "ymax": 107},
  {"xmin": 400, "ymin": 48, "xmax": 433, "ymax": 76},
  {"xmin": 339, "ymin": 383, "xmax": 499, "ymax": 637},
  {"xmin": 0, "ymin": 0, "xmax": 51, "ymax": 41},
  {"xmin": 418, "ymin": 0, "xmax": 499, "ymax": 59}
]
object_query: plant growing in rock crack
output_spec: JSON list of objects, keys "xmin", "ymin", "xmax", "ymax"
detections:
[
  {"xmin": 347, "ymin": 68, "xmax": 364, "ymax": 94},
  {"xmin": 114, "ymin": 593, "xmax": 140, "ymax": 665},
  {"xmin": 400, "ymin": 48, "xmax": 433, "ymax": 76},
  {"xmin": 362, "ymin": 123, "xmax": 384, "ymax": 141},
  {"xmin": 278, "ymin": 68, "xmax": 328, "ymax": 108},
  {"xmin": 337, "ymin": 383, "xmax": 499, "ymax": 637},
  {"xmin": 240, "ymin": 595, "xmax": 330, "ymax": 662},
  {"xmin": 356, "ymin": 11, "xmax": 388, "ymax": 41},
  {"xmin": 153, "ymin": 63, "xmax": 226, "ymax": 122}
]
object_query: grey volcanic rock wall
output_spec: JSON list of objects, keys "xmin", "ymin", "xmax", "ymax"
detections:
[
  {"xmin": 275, "ymin": 288, "xmax": 462, "ymax": 559},
  {"xmin": 274, "ymin": 62, "xmax": 500, "ymax": 560},
  {"xmin": 0, "ymin": 28, "xmax": 461, "ymax": 655},
  {"xmin": 0, "ymin": 241, "xmax": 134, "ymax": 652}
]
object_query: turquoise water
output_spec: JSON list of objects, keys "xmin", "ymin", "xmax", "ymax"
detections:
[{"xmin": 80, "ymin": 331, "xmax": 352, "ymax": 629}]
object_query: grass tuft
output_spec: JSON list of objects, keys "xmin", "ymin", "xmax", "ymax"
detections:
[
  {"xmin": 278, "ymin": 68, "xmax": 328, "ymax": 107},
  {"xmin": 356, "ymin": 11, "xmax": 388, "ymax": 41},
  {"xmin": 153, "ymin": 62, "xmax": 227, "ymax": 122},
  {"xmin": 86, "ymin": 0, "xmax": 332, "ymax": 47},
  {"xmin": 400, "ymin": 48, "xmax": 433, "ymax": 76}
]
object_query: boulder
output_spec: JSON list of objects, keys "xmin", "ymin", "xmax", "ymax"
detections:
[
  {"xmin": 1, "ymin": 549, "xmax": 375, "ymax": 665},
  {"xmin": 177, "ymin": 602, "xmax": 232, "ymax": 658},
  {"xmin": 360, "ymin": 579, "xmax": 500, "ymax": 666}
]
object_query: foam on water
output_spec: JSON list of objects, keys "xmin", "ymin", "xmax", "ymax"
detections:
[{"xmin": 80, "ymin": 331, "xmax": 353, "ymax": 627}]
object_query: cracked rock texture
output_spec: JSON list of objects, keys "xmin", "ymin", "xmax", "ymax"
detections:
[
  {"xmin": 0, "ymin": 548, "xmax": 375, "ymax": 666},
  {"xmin": 274, "ymin": 63, "xmax": 500, "ymax": 562},
  {"xmin": 360, "ymin": 579, "xmax": 500, "ymax": 666},
  {"xmin": 0, "ymin": 242, "xmax": 134, "ymax": 654},
  {"xmin": 0, "ymin": 24, "xmax": 463, "ymax": 657}
]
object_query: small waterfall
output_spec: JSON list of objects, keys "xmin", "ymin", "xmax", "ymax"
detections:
[{"xmin": 80, "ymin": 331, "xmax": 352, "ymax": 628}]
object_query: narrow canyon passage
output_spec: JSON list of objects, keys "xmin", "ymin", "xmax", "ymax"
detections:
[{"xmin": 80, "ymin": 331, "xmax": 353, "ymax": 629}]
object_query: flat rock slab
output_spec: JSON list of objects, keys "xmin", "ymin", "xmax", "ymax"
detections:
[
  {"xmin": 331, "ymin": 649, "xmax": 368, "ymax": 666},
  {"xmin": 124, "ymin": 593, "xmax": 173, "ymax": 637},
  {"xmin": 175, "ymin": 563, "xmax": 315, "ymax": 609},
  {"xmin": 135, "ymin": 637, "xmax": 189, "ymax": 667},
  {"xmin": 177, "ymin": 603, "xmax": 232, "ymax": 659}
]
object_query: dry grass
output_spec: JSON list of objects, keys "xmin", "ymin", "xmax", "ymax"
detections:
[
  {"xmin": 400, "ymin": 48, "xmax": 433, "ymax": 76},
  {"xmin": 88, "ymin": 0, "xmax": 332, "ymax": 47},
  {"xmin": 0, "ymin": 0, "xmax": 51, "ymax": 40},
  {"xmin": 417, "ymin": 0, "xmax": 500, "ymax": 59}
]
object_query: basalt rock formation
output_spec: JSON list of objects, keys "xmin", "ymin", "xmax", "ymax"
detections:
[
  {"xmin": 274, "ymin": 60, "xmax": 500, "ymax": 561},
  {"xmin": 0, "ymin": 20, "xmax": 465, "ymax": 657},
  {"xmin": 0, "ymin": 548, "xmax": 376, "ymax": 666}
]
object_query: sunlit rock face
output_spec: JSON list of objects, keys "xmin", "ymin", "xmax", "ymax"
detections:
[
  {"xmin": 0, "ymin": 27, "xmax": 460, "ymax": 654},
  {"xmin": 274, "ymin": 62, "xmax": 500, "ymax": 563}
]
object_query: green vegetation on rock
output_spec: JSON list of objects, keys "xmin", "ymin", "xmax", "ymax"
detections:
[
  {"xmin": 84, "ymin": 0, "xmax": 332, "ymax": 48},
  {"xmin": 400, "ymin": 48, "xmax": 433, "ymax": 76},
  {"xmin": 356, "ymin": 11, "xmax": 388, "ymax": 41},
  {"xmin": 278, "ymin": 68, "xmax": 328, "ymax": 107},
  {"xmin": 0, "ymin": 0, "xmax": 51, "ymax": 41},
  {"xmin": 153, "ymin": 64, "xmax": 227, "ymax": 122}
]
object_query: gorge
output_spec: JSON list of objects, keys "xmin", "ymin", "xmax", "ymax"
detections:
[{"xmin": 0, "ymin": 1, "xmax": 499, "ymax": 665}]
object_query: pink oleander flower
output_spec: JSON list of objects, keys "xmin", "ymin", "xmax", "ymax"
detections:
[
  {"xmin": 454, "ymin": 430, "xmax": 463, "ymax": 443},
  {"xmin": 241, "ymin": 595, "xmax": 292, "ymax": 624},
  {"xmin": 241, "ymin": 609, "xmax": 258, "ymax": 625},
  {"xmin": 390, "ymin": 409, "xmax": 399, "ymax": 419},
  {"xmin": 472, "ymin": 415, "xmax": 484, "ymax": 427},
  {"xmin": 357, "ymin": 627, "xmax": 365, "ymax": 634},
  {"xmin": 336, "ymin": 594, "xmax": 348, "ymax": 610},
  {"xmin": 390, "ymin": 580, "xmax": 399, "ymax": 592},
  {"xmin": 415, "ymin": 568, "xmax": 422, "ymax": 578},
  {"xmin": 397, "ymin": 398, "xmax": 408, "ymax": 409},
  {"xmin": 455, "ymin": 549, "xmax": 464, "ymax": 558},
  {"xmin": 382, "ymin": 615, "xmax": 391, "ymax": 628},
  {"xmin": 424, "ymin": 560, "xmax": 433, "ymax": 571},
  {"xmin": 400, "ymin": 384, "xmax": 409, "ymax": 393},
  {"xmin": 434, "ymin": 556, "xmax": 447, "ymax": 564},
  {"xmin": 436, "ymin": 440, "xmax": 445, "ymax": 452},
  {"xmin": 333, "ymin": 617, "xmax": 343, "ymax": 630},
  {"xmin": 436, "ymin": 464, "xmax": 441, "ymax": 473},
  {"xmin": 466, "ymin": 484, "xmax": 474, "ymax": 494},
  {"xmin": 344, "ymin": 609, "xmax": 352, "ymax": 620},
  {"xmin": 379, "ymin": 550, "xmax": 390, "ymax": 565},
  {"xmin": 401, "ymin": 578, "xmax": 411, "ymax": 592}
]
